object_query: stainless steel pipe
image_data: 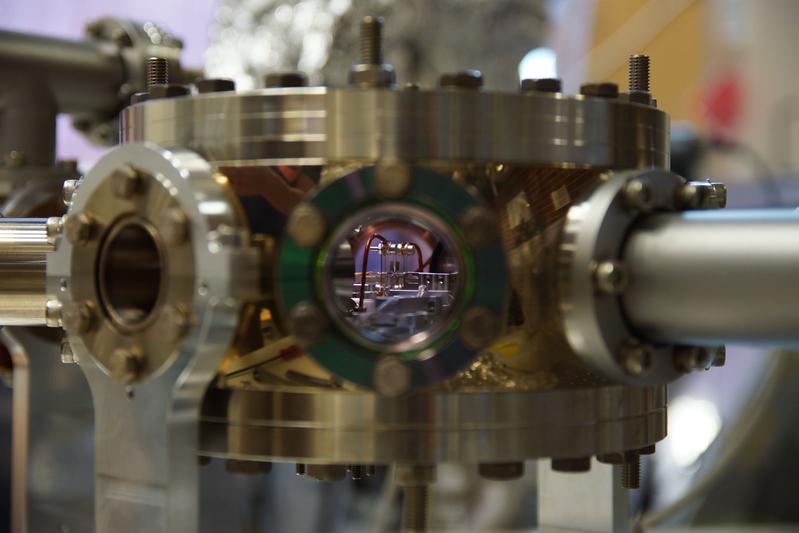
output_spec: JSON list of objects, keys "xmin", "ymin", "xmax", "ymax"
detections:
[
  {"xmin": 0, "ymin": 219, "xmax": 52, "ymax": 326},
  {"xmin": 0, "ymin": 29, "xmax": 123, "ymax": 115},
  {"xmin": 622, "ymin": 209, "xmax": 799, "ymax": 346}
]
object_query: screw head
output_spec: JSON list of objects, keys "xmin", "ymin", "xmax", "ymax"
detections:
[
  {"xmin": 110, "ymin": 165, "xmax": 141, "ymax": 198},
  {"xmin": 373, "ymin": 357, "xmax": 411, "ymax": 397},
  {"xmin": 440, "ymin": 69, "xmax": 483, "ymax": 89},
  {"xmin": 161, "ymin": 208, "xmax": 189, "ymax": 245},
  {"xmin": 109, "ymin": 347, "xmax": 144, "ymax": 384},
  {"xmin": 61, "ymin": 301, "xmax": 96, "ymax": 334},
  {"xmin": 459, "ymin": 207, "xmax": 498, "ymax": 250},
  {"xmin": 622, "ymin": 179, "xmax": 655, "ymax": 213},
  {"xmin": 580, "ymin": 82, "xmax": 619, "ymax": 98},
  {"xmin": 63, "ymin": 213, "xmax": 95, "ymax": 245},
  {"xmin": 286, "ymin": 203, "xmax": 326, "ymax": 247},
  {"xmin": 459, "ymin": 306, "xmax": 500, "ymax": 349},
  {"xmin": 374, "ymin": 164, "xmax": 412, "ymax": 198},
  {"xmin": 618, "ymin": 341, "xmax": 653, "ymax": 376},
  {"xmin": 196, "ymin": 78, "xmax": 236, "ymax": 93},
  {"xmin": 289, "ymin": 301, "xmax": 328, "ymax": 345},
  {"xmin": 594, "ymin": 260, "xmax": 628, "ymax": 295},
  {"xmin": 62, "ymin": 179, "xmax": 80, "ymax": 207},
  {"xmin": 520, "ymin": 78, "xmax": 562, "ymax": 93}
]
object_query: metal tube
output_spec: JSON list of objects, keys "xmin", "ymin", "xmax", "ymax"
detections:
[
  {"xmin": 622, "ymin": 209, "xmax": 799, "ymax": 346},
  {"xmin": 0, "ymin": 219, "xmax": 51, "ymax": 326},
  {"xmin": 0, "ymin": 29, "xmax": 123, "ymax": 114}
]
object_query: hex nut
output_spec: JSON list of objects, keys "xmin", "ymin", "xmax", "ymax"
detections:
[
  {"xmin": 110, "ymin": 165, "xmax": 141, "ymax": 198},
  {"xmin": 109, "ymin": 347, "xmax": 144, "ymax": 384},
  {"xmin": 264, "ymin": 72, "xmax": 307, "ymax": 88},
  {"xmin": 162, "ymin": 304, "xmax": 191, "ymax": 341},
  {"xmin": 149, "ymin": 84, "xmax": 190, "ymax": 99},
  {"xmin": 440, "ymin": 69, "xmax": 483, "ymax": 89},
  {"xmin": 373, "ymin": 357, "xmax": 411, "ymax": 397},
  {"xmin": 459, "ymin": 207, "xmax": 498, "ymax": 250},
  {"xmin": 520, "ymin": 78, "xmax": 562, "ymax": 93},
  {"xmin": 289, "ymin": 301, "xmax": 328, "ymax": 345},
  {"xmin": 580, "ymin": 82, "xmax": 619, "ymax": 98},
  {"xmin": 459, "ymin": 306, "xmax": 500, "ymax": 349},
  {"xmin": 61, "ymin": 301, "xmax": 96, "ymax": 334},
  {"xmin": 618, "ymin": 341, "xmax": 653, "ymax": 376},
  {"xmin": 348, "ymin": 63, "xmax": 396, "ymax": 88},
  {"xmin": 64, "ymin": 213, "xmax": 95, "ymax": 245},
  {"xmin": 286, "ymin": 203, "xmax": 326, "ymax": 247},
  {"xmin": 622, "ymin": 179, "xmax": 655, "ymax": 213},
  {"xmin": 594, "ymin": 260, "xmax": 628, "ymax": 295},
  {"xmin": 62, "ymin": 179, "xmax": 81, "ymax": 207},
  {"xmin": 196, "ymin": 78, "xmax": 236, "ymax": 93},
  {"xmin": 551, "ymin": 457, "xmax": 591, "ymax": 472},
  {"xmin": 478, "ymin": 462, "xmax": 525, "ymax": 480},
  {"xmin": 375, "ymin": 164, "xmax": 413, "ymax": 199},
  {"xmin": 59, "ymin": 338, "xmax": 76, "ymax": 364}
]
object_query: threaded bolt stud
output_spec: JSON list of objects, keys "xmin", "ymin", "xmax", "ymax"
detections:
[
  {"xmin": 628, "ymin": 54, "xmax": 650, "ymax": 93},
  {"xmin": 146, "ymin": 57, "xmax": 169, "ymax": 89},
  {"xmin": 361, "ymin": 16, "xmax": 383, "ymax": 65}
]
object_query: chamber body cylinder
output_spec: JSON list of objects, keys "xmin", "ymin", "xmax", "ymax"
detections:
[
  {"xmin": 622, "ymin": 209, "xmax": 799, "ymax": 346},
  {"xmin": 0, "ymin": 219, "xmax": 51, "ymax": 326}
]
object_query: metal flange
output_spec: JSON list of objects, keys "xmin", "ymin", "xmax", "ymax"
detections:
[
  {"xmin": 276, "ymin": 166, "xmax": 508, "ymax": 392},
  {"xmin": 558, "ymin": 168, "xmax": 686, "ymax": 385}
]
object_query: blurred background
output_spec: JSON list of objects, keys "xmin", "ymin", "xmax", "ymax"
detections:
[{"xmin": 3, "ymin": 0, "xmax": 799, "ymax": 531}]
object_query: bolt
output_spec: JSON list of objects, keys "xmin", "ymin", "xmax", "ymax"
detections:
[
  {"xmin": 59, "ymin": 338, "xmax": 76, "ymax": 364},
  {"xmin": 161, "ymin": 208, "xmax": 189, "ymax": 245},
  {"xmin": 366, "ymin": 465, "xmax": 377, "ymax": 477},
  {"xmin": 110, "ymin": 165, "xmax": 141, "ymax": 198},
  {"xmin": 349, "ymin": 465, "xmax": 364, "ymax": 480},
  {"xmin": 459, "ymin": 206, "xmax": 498, "ymax": 249},
  {"xmin": 61, "ymin": 301, "xmax": 96, "ymax": 334},
  {"xmin": 596, "ymin": 452, "xmax": 624, "ymax": 465},
  {"xmin": 711, "ymin": 346, "xmax": 726, "ymax": 367},
  {"xmin": 360, "ymin": 16, "xmax": 383, "ymax": 65},
  {"xmin": 675, "ymin": 182, "xmax": 703, "ymax": 209},
  {"xmin": 459, "ymin": 306, "xmax": 500, "ymax": 350},
  {"xmin": 478, "ymin": 462, "xmax": 525, "ymax": 480},
  {"xmin": 162, "ymin": 304, "xmax": 191, "ymax": 341},
  {"xmin": 621, "ymin": 452, "xmax": 641, "ymax": 489},
  {"xmin": 289, "ymin": 301, "xmax": 328, "ymax": 345},
  {"xmin": 440, "ymin": 69, "xmax": 483, "ymax": 89},
  {"xmin": 4, "ymin": 150, "xmax": 25, "ymax": 168},
  {"xmin": 520, "ymin": 78, "xmax": 562, "ymax": 93},
  {"xmin": 580, "ymin": 82, "xmax": 619, "ymax": 98},
  {"xmin": 146, "ymin": 57, "xmax": 169, "ymax": 89},
  {"xmin": 62, "ymin": 179, "xmax": 80, "ymax": 207},
  {"xmin": 551, "ymin": 457, "xmax": 591, "ymax": 472},
  {"xmin": 296, "ymin": 464, "xmax": 307, "ymax": 476},
  {"xmin": 45, "ymin": 299, "xmax": 63, "ymax": 327},
  {"xmin": 628, "ymin": 54, "xmax": 650, "ymax": 93},
  {"xmin": 374, "ymin": 163, "xmax": 412, "ymax": 198},
  {"xmin": 63, "ymin": 213, "xmax": 95, "ymax": 245},
  {"xmin": 108, "ymin": 347, "xmax": 144, "ymax": 384},
  {"xmin": 594, "ymin": 260, "xmax": 627, "ymax": 295},
  {"xmin": 264, "ymin": 72, "xmax": 307, "ymax": 88},
  {"xmin": 618, "ymin": 341, "xmax": 653, "ymax": 376},
  {"xmin": 373, "ymin": 357, "xmax": 410, "ymax": 396},
  {"xmin": 402, "ymin": 485, "xmax": 429, "ymax": 531},
  {"xmin": 622, "ymin": 178, "xmax": 655, "ymax": 213},
  {"xmin": 286, "ymin": 203, "xmax": 326, "ymax": 247},
  {"xmin": 196, "ymin": 78, "xmax": 236, "ymax": 93}
]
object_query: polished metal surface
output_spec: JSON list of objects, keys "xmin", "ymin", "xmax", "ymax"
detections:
[
  {"xmin": 47, "ymin": 143, "xmax": 262, "ymax": 533},
  {"xmin": 623, "ymin": 209, "xmax": 799, "ymax": 346},
  {"xmin": 200, "ymin": 383, "xmax": 666, "ymax": 464},
  {"xmin": 120, "ymin": 88, "xmax": 669, "ymax": 168},
  {"xmin": 0, "ymin": 219, "xmax": 52, "ymax": 326}
]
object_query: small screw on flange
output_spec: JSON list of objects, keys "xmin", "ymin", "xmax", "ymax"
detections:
[{"xmin": 628, "ymin": 54, "xmax": 650, "ymax": 93}]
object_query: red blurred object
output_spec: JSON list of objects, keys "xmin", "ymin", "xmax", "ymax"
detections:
[{"xmin": 702, "ymin": 70, "xmax": 744, "ymax": 140}]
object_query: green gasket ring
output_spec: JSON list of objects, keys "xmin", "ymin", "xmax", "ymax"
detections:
[{"xmin": 277, "ymin": 166, "xmax": 508, "ymax": 389}]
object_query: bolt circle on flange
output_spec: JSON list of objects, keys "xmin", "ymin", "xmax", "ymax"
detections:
[
  {"xmin": 289, "ymin": 301, "xmax": 328, "ymax": 346},
  {"xmin": 161, "ymin": 207, "xmax": 189, "ymax": 245},
  {"xmin": 374, "ymin": 164, "xmax": 413, "ymax": 199},
  {"xmin": 277, "ymin": 166, "xmax": 508, "ymax": 391},
  {"xmin": 373, "ymin": 357, "xmax": 411, "ymax": 397},
  {"xmin": 622, "ymin": 179, "xmax": 654, "ymax": 213},
  {"xmin": 110, "ymin": 164, "xmax": 142, "ymax": 198},
  {"xmin": 286, "ymin": 203, "xmax": 326, "ymax": 247},
  {"xmin": 618, "ymin": 341, "xmax": 653, "ymax": 377},
  {"xmin": 594, "ymin": 260, "xmax": 628, "ymax": 295},
  {"xmin": 109, "ymin": 347, "xmax": 144, "ymax": 384},
  {"xmin": 61, "ymin": 301, "xmax": 97, "ymax": 334}
]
